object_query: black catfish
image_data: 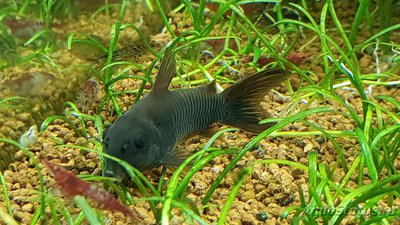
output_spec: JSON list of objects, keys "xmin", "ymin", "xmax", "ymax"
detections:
[{"xmin": 102, "ymin": 48, "xmax": 290, "ymax": 179}]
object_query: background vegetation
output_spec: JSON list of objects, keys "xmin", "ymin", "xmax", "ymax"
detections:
[{"xmin": 1, "ymin": 0, "xmax": 400, "ymax": 224}]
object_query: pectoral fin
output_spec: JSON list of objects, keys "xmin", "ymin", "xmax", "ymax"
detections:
[{"xmin": 160, "ymin": 146, "xmax": 191, "ymax": 167}]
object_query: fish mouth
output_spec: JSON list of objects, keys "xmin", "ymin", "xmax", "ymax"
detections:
[{"xmin": 102, "ymin": 159, "xmax": 125, "ymax": 180}]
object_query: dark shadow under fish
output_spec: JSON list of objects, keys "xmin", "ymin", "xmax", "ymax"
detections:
[{"xmin": 102, "ymin": 48, "xmax": 290, "ymax": 179}]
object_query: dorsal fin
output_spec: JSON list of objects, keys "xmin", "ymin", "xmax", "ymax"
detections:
[
  {"xmin": 152, "ymin": 48, "xmax": 176, "ymax": 93},
  {"xmin": 203, "ymin": 79, "xmax": 217, "ymax": 94}
]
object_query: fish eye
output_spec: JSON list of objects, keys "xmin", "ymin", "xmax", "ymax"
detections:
[{"xmin": 134, "ymin": 136, "xmax": 146, "ymax": 149}]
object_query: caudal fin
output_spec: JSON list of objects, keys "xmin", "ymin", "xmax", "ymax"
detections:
[{"xmin": 221, "ymin": 69, "xmax": 290, "ymax": 133}]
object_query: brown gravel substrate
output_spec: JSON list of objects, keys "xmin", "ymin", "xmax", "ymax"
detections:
[{"xmin": 1, "ymin": 1, "xmax": 400, "ymax": 225}]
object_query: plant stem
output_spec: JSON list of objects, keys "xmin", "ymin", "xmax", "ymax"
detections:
[
  {"xmin": 349, "ymin": 0, "xmax": 369, "ymax": 44},
  {"xmin": 378, "ymin": 0, "xmax": 393, "ymax": 53},
  {"xmin": 103, "ymin": 0, "xmax": 127, "ymax": 116}
]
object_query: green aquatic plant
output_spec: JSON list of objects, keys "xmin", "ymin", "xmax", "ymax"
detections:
[
  {"xmin": 155, "ymin": 0, "xmax": 302, "ymax": 79},
  {"xmin": 78, "ymin": 107, "xmax": 331, "ymax": 224},
  {"xmin": 0, "ymin": 171, "xmax": 14, "ymax": 222},
  {"xmin": 97, "ymin": 0, "xmax": 132, "ymax": 117},
  {"xmin": 0, "ymin": 22, "xmax": 20, "ymax": 69},
  {"xmin": 67, "ymin": 32, "xmax": 109, "ymax": 54},
  {"xmin": 0, "ymin": 138, "xmax": 47, "ymax": 224},
  {"xmin": 66, "ymin": 0, "xmax": 153, "ymax": 117},
  {"xmin": 40, "ymin": 101, "xmax": 105, "ymax": 139},
  {"xmin": 35, "ymin": 0, "xmax": 305, "ymax": 224},
  {"xmin": 0, "ymin": 96, "xmax": 26, "ymax": 109},
  {"xmin": 349, "ymin": 0, "xmax": 395, "ymax": 54},
  {"xmin": 18, "ymin": 0, "xmax": 400, "ymax": 224},
  {"xmin": 263, "ymin": 1, "xmax": 400, "ymax": 224},
  {"xmin": 52, "ymin": 142, "xmax": 226, "ymax": 224},
  {"xmin": 0, "ymin": 0, "xmax": 70, "ymax": 70}
]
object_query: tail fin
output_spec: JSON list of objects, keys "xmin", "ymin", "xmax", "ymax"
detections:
[{"xmin": 221, "ymin": 69, "xmax": 290, "ymax": 133}]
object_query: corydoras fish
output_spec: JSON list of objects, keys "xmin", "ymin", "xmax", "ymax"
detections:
[{"xmin": 102, "ymin": 49, "xmax": 290, "ymax": 179}]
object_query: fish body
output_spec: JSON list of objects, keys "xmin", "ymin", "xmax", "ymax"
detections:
[{"xmin": 103, "ymin": 48, "xmax": 290, "ymax": 179}]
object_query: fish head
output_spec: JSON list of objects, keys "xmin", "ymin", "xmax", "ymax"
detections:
[{"xmin": 102, "ymin": 116, "xmax": 162, "ymax": 179}]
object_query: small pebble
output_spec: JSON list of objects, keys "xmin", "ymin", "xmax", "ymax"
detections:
[
  {"xmin": 192, "ymin": 179, "xmax": 208, "ymax": 190},
  {"xmin": 256, "ymin": 211, "xmax": 269, "ymax": 221},
  {"xmin": 21, "ymin": 203, "xmax": 34, "ymax": 213},
  {"xmin": 19, "ymin": 125, "xmax": 39, "ymax": 148},
  {"xmin": 5, "ymin": 121, "xmax": 20, "ymax": 130},
  {"xmin": 14, "ymin": 150, "xmax": 28, "ymax": 162}
]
